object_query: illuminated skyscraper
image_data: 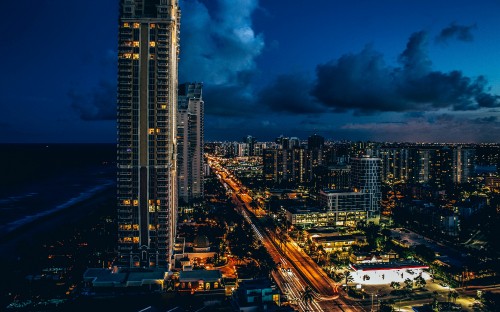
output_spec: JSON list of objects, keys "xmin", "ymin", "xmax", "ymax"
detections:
[
  {"xmin": 350, "ymin": 156, "xmax": 382, "ymax": 217},
  {"xmin": 116, "ymin": 0, "xmax": 180, "ymax": 268},
  {"xmin": 178, "ymin": 82, "xmax": 204, "ymax": 204}
]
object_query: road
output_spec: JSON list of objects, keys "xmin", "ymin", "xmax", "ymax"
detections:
[{"xmin": 208, "ymin": 156, "xmax": 365, "ymax": 311}]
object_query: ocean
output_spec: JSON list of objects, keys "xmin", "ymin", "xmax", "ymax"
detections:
[{"xmin": 0, "ymin": 144, "xmax": 116, "ymax": 238}]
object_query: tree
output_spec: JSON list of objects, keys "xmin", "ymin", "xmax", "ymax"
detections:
[
  {"xmin": 414, "ymin": 275, "xmax": 426, "ymax": 289},
  {"xmin": 301, "ymin": 286, "xmax": 315, "ymax": 311},
  {"xmin": 379, "ymin": 300, "xmax": 394, "ymax": 312},
  {"xmin": 344, "ymin": 271, "xmax": 354, "ymax": 290},
  {"xmin": 390, "ymin": 281, "xmax": 401, "ymax": 290},
  {"xmin": 404, "ymin": 278, "xmax": 413, "ymax": 292}
]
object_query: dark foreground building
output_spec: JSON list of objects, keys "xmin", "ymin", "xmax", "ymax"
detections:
[{"xmin": 116, "ymin": 0, "xmax": 180, "ymax": 268}]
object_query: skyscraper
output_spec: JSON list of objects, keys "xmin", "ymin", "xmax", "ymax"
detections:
[
  {"xmin": 350, "ymin": 156, "xmax": 382, "ymax": 217},
  {"xmin": 178, "ymin": 82, "xmax": 204, "ymax": 204},
  {"xmin": 116, "ymin": 0, "xmax": 180, "ymax": 268}
]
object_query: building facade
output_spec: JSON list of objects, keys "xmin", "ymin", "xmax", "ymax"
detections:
[
  {"xmin": 116, "ymin": 0, "xmax": 180, "ymax": 268},
  {"xmin": 178, "ymin": 82, "xmax": 204, "ymax": 204},
  {"xmin": 350, "ymin": 156, "xmax": 382, "ymax": 216}
]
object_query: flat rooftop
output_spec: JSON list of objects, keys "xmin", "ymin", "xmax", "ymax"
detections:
[{"xmin": 351, "ymin": 260, "xmax": 429, "ymax": 272}]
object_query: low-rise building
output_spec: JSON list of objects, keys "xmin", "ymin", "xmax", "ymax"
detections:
[
  {"xmin": 233, "ymin": 279, "xmax": 281, "ymax": 312},
  {"xmin": 83, "ymin": 267, "xmax": 166, "ymax": 291},
  {"xmin": 177, "ymin": 270, "xmax": 224, "ymax": 293},
  {"xmin": 349, "ymin": 251, "xmax": 399, "ymax": 264},
  {"xmin": 284, "ymin": 206, "xmax": 367, "ymax": 228}
]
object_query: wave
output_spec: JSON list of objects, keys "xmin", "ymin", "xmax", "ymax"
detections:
[{"xmin": 1, "ymin": 181, "xmax": 114, "ymax": 234}]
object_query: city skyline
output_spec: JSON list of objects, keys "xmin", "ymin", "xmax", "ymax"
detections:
[{"xmin": 1, "ymin": 0, "xmax": 500, "ymax": 143}]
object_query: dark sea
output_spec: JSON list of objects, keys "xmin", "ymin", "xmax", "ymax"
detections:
[{"xmin": 0, "ymin": 144, "xmax": 116, "ymax": 237}]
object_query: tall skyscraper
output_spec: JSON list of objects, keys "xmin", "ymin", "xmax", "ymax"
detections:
[
  {"xmin": 116, "ymin": 0, "xmax": 180, "ymax": 268},
  {"xmin": 350, "ymin": 156, "xmax": 382, "ymax": 217},
  {"xmin": 178, "ymin": 82, "xmax": 204, "ymax": 204}
]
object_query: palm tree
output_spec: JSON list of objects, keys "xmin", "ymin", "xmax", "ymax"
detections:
[
  {"xmin": 301, "ymin": 286, "xmax": 315, "ymax": 311},
  {"xmin": 316, "ymin": 245, "xmax": 325, "ymax": 263},
  {"xmin": 404, "ymin": 278, "xmax": 413, "ymax": 292},
  {"xmin": 390, "ymin": 281, "xmax": 401, "ymax": 290},
  {"xmin": 344, "ymin": 271, "xmax": 354, "ymax": 290},
  {"xmin": 414, "ymin": 275, "xmax": 426, "ymax": 289}
]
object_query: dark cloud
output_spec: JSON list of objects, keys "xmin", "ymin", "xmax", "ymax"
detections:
[
  {"xmin": 310, "ymin": 30, "xmax": 500, "ymax": 114},
  {"xmin": 179, "ymin": 0, "xmax": 264, "ymax": 117},
  {"xmin": 436, "ymin": 23, "xmax": 476, "ymax": 43},
  {"xmin": 69, "ymin": 81, "xmax": 116, "ymax": 121},
  {"xmin": 341, "ymin": 113, "xmax": 500, "ymax": 143},
  {"xmin": 258, "ymin": 74, "xmax": 322, "ymax": 114},
  {"xmin": 203, "ymin": 83, "xmax": 257, "ymax": 117},
  {"xmin": 475, "ymin": 116, "xmax": 498, "ymax": 123}
]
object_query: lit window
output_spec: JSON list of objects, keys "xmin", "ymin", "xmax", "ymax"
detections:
[
  {"xmin": 149, "ymin": 128, "xmax": 155, "ymax": 134},
  {"xmin": 123, "ymin": 22, "xmax": 130, "ymax": 28},
  {"xmin": 133, "ymin": 53, "xmax": 139, "ymax": 60},
  {"xmin": 133, "ymin": 41, "xmax": 139, "ymax": 47},
  {"xmin": 150, "ymin": 41, "xmax": 156, "ymax": 47},
  {"xmin": 123, "ymin": 199, "xmax": 131, "ymax": 205},
  {"xmin": 121, "ymin": 53, "xmax": 132, "ymax": 59},
  {"xmin": 133, "ymin": 23, "xmax": 140, "ymax": 28},
  {"xmin": 150, "ymin": 23, "xmax": 156, "ymax": 29},
  {"xmin": 133, "ymin": 200, "xmax": 139, "ymax": 206},
  {"xmin": 161, "ymin": 104, "xmax": 167, "ymax": 109},
  {"xmin": 133, "ymin": 237, "xmax": 140, "ymax": 243}
]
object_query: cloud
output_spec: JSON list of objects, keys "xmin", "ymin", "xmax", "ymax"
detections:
[
  {"xmin": 340, "ymin": 113, "xmax": 500, "ymax": 142},
  {"xmin": 436, "ymin": 23, "xmax": 477, "ymax": 43},
  {"xmin": 69, "ymin": 81, "xmax": 116, "ymax": 121},
  {"xmin": 179, "ymin": 0, "xmax": 264, "ymax": 86},
  {"xmin": 258, "ymin": 74, "xmax": 322, "ymax": 114},
  {"xmin": 179, "ymin": 0, "xmax": 264, "ymax": 117},
  {"xmin": 310, "ymin": 30, "xmax": 500, "ymax": 114}
]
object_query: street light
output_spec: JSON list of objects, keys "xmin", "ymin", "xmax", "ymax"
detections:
[{"xmin": 370, "ymin": 292, "xmax": 378, "ymax": 312}]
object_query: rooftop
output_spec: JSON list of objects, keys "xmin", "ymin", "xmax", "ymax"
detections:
[{"xmin": 351, "ymin": 260, "xmax": 429, "ymax": 272}]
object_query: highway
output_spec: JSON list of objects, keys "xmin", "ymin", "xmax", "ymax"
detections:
[{"xmin": 208, "ymin": 156, "xmax": 365, "ymax": 312}]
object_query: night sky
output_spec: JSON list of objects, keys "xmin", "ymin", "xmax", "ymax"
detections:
[{"xmin": 1, "ymin": 0, "xmax": 499, "ymax": 143}]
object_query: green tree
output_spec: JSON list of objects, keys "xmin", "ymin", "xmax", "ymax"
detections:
[
  {"xmin": 414, "ymin": 275, "xmax": 426, "ymax": 289},
  {"xmin": 390, "ymin": 281, "xmax": 401, "ymax": 290},
  {"xmin": 344, "ymin": 271, "xmax": 354, "ymax": 290},
  {"xmin": 379, "ymin": 300, "xmax": 395, "ymax": 312},
  {"xmin": 404, "ymin": 278, "xmax": 413, "ymax": 292}
]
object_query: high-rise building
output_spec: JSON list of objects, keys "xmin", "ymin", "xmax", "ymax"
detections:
[
  {"xmin": 453, "ymin": 146, "xmax": 475, "ymax": 184},
  {"xmin": 350, "ymin": 156, "xmax": 382, "ymax": 217},
  {"xmin": 178, "ymin": 82, "xmax": 204, "ymax": 204},
  {"xmin": 243, "ymin": 135, "xmax": 257, "ymax": 156},
  {"xmin": 116, "ymin": 0, "xmax": 180, "ymax": 268}
]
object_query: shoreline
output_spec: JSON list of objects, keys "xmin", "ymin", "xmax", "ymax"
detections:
[{"xmin": 0, "ymin": 185, "xmax": 116, "ymax": 260}]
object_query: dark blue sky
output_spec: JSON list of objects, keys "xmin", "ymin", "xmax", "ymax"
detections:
[{"xmin": 1, "ymin": 0, "xmax": 499, "ymax": 143}]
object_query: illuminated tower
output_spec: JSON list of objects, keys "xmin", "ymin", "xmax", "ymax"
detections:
[
  {"xmin": 116, "ymin": 0, "xmax": 180, "ymax": 268},
  {"xmin": 178, "ymin": 82, "xmax": 204, "ymax": 204},
  {"xmin": 351, "ymin": 156, "xmax": 382, "ymax": 217}
]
